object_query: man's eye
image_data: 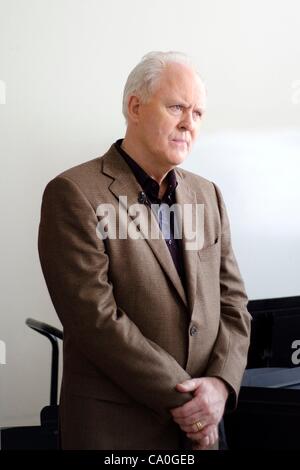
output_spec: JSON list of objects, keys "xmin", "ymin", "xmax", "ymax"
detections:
[
  {"xmin": 170, "ymin": 105, "xmax": 183, "ymax": 112},
  {"xmin": 193, "ymin": 110, "xmax": 202, "ymax": 118}
]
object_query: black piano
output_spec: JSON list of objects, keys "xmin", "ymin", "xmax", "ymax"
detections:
[{"xmin": 224, "ymin": 295, "xmax": 300, "ymax": 450}]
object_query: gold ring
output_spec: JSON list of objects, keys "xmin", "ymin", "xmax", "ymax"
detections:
[{"xmin": 194, "ymin": 420, "xmax": 204, "ymax": 432}]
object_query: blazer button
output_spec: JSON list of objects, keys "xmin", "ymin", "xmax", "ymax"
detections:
[{"xmin": 190, "ymin": 325, "xmax": 198, "ymax": 336}]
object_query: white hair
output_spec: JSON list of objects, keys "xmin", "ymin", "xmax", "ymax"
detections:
[{"xmin": 122, "ymin": 51, "xmax": 200, "ymax": 122}]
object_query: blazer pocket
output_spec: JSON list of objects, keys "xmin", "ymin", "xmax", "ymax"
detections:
[{"xmin": 198, "ymin": 237, "xmax": 220, "ymax": 261}]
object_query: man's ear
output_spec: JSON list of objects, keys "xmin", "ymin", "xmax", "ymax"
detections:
[{"xmin": 127, "ymin": 95, "xmax": 141, "ymax": 124}]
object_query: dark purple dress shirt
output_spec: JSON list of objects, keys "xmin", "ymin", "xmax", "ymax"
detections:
[{"xmin": 115, "ymin": 139, "xmax": 186, "ymax": 288}]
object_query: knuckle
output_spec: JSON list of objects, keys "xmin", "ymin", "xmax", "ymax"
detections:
[
  {"xmin": 202, "ymin": 396, "xmax": 209, "ymax": 407},
  {"xmin": 203, "ymin": 427, "xmax": 213, "ymax": 438}
]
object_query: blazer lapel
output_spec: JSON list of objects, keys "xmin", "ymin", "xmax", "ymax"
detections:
[
  {"xmin": 102, "ymin": 146, "xmax": 193, "ymax": 311},
  {"xmin": 174, "ymin": 168, "xmax": 200, "ymax": 315}
]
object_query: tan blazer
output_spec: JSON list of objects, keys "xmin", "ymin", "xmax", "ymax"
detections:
[{"xmin": 38, "ymin": 144, "xmax": 251, "ymax": 450}]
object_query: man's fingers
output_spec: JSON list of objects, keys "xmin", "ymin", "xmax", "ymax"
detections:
[
  {"xmin": 174, "ymin": 415, "xmax": 211, "ymax": 433},
  {"xmin": 170, "ymin": 395, "xmax": 202, "ymax": 418},
  {"xmin": 192, "ymin": 436, "xmax": 209, "ymax": 450},
  {"xmin": 172, "ymin": 412, "xmax": 210, "ymax": 428},
  {"xmin": 187, "ymin": 423, "xmax": 216, "ymax": 442},
  {"xmin": 192, "ymin": 436, "xmax": 210, "ymax": 451},
  {"xmin": 175, "ymin": 379, "xmax": 202, "ymax": 393},
  {"xmin": 191, "ymin": 426, "xmax": 219, "ymax": 450},
  {"xmin": 171, "ymin": 379, "xmax": 202, "ymax": 418}
]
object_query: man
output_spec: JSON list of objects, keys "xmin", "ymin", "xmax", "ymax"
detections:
[{"xmin": 38, "ymin": 51, "xmax": 251, "ymax": 450}]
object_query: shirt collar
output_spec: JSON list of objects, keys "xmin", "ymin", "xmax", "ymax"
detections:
[{"xmin": 114, "ymin": 139, "xmax": 178, "ymax": 201}]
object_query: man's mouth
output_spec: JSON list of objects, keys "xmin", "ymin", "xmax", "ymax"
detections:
[{"xmin": 171, "ymin": 139, "xmax": 188, "ymax": 145}]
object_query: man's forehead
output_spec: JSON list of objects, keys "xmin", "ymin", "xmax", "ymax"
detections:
[{"xmin": 155, "ymin": 63, "xmax": 206, "ymax": 102}]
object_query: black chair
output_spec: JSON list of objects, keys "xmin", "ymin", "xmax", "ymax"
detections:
[{"xmin": 0, "ymin": 318, "xmax": 63, "ymax": 449}]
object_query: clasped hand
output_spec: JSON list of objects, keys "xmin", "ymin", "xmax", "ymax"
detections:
[{"xmin": 170, "ymin": 377, "xmax": 228, "ymax": 450}]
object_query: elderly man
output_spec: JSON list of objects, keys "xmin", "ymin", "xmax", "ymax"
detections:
[{"xmin": 38, "ymin": 51, "xmax": 251, "ymax": 450}]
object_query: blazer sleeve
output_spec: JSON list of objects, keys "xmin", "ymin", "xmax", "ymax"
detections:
[
  {"xmin": 204, "ymin": 182, "xmax": 252, "ymax": 410},
  {"xmin": 38, "ymin": 175, "xmax": 193, "ymax": 421}
]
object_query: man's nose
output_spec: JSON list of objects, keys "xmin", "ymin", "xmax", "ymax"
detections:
[{"xmin": 178, "ymin": 110, "xmax": 195, "ymax": 132}]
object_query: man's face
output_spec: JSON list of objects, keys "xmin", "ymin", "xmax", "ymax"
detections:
[{"xmin": 134, "ymin": 62, "xmax": 206, "ymax": 170}]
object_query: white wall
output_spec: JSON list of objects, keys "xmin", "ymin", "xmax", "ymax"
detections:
[
  {"xmin": 184, "ymin": 130, "xmax": 300, "ymax": 299},
  {"xmin": 0, "ymin": 0, "xmax": 299, "ymax": 427}
]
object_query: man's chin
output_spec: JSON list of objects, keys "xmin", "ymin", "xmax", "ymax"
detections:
[{"xmin": 168, "ymin": 151, "xmax": 188, "ymax": 166}]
